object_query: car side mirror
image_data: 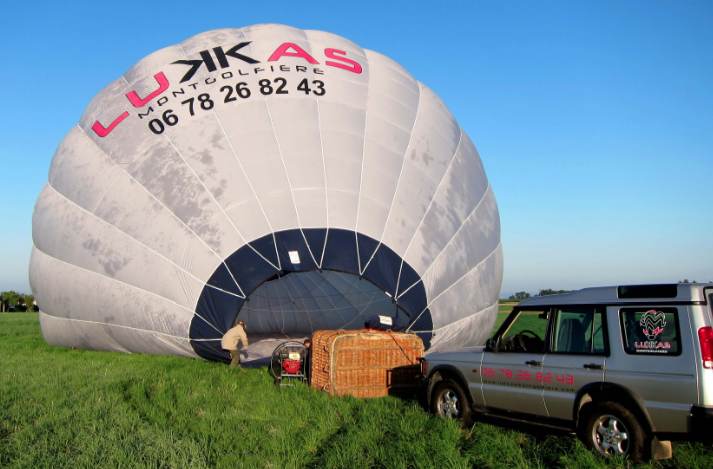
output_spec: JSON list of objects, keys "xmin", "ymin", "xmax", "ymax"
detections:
[{"xmin": 485, "ymin": 337, "xmax": 498, "ymax": 352}]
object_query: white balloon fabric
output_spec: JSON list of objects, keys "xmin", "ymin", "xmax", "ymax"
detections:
[{"xmin": 31, "ymin": 24, "xmax": 502, "ymax": 361}]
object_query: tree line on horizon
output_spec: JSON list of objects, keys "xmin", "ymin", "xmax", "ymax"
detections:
[
  {"xmin": 0, "ymin": 291, "xmax": 37, "ymax": 313},
  {"xmin": 506, "ymin": 289, "xmax": 569, "ymax": 301}
]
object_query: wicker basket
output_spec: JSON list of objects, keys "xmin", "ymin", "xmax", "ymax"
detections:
[{"xmin": 310, "ymin": 329, "xmax": 424, "ymax": 398}]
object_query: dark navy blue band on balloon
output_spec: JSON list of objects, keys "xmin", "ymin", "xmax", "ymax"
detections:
[{"xmin": 189, "ymin": 228, "xmax": 432, "ymax": 361}]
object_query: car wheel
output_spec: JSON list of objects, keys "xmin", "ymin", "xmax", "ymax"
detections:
[
  {"xmin": 430, "ymin": 379, "xmax": 472, "ymax": 425},
  {"xmin": 579, "ymin": 401, "xmax": 648, "ymax": 462}
]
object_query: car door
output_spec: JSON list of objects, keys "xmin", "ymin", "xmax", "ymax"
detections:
[
  {"xmin": 479, "ymin": 308, "xmax": 550, "ymax": 416},
  {"xmin": 541, "ymin": 305, "xmax": 608, "ymax": 421}
]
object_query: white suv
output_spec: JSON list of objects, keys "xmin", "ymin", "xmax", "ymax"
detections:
[{"xmin": 423, "ymin": 283, "xmax": 713, "ymax": 462}]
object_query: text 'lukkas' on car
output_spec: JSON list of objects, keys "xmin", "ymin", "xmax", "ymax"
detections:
[{"xmin": 422, "ymin": 283, "xmax": 713, "ymax": 463}]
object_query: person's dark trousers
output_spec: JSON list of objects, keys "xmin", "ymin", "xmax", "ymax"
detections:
[{"xmin": 230, "ymin": 349, "xmax": 241, "ymax": 367}]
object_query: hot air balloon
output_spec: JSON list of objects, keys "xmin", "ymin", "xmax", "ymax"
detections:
[{"xmin": 30, "ymin": 24, "xmax": 502, "ymax": 362}]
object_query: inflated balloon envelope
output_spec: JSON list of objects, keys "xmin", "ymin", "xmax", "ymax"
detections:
[{"xmin": 31, "ymin": 24, "xmax": 503, "ymax": 362}]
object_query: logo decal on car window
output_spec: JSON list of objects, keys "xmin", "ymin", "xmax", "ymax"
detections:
[
  {"xmin": 640, "ymin": 309, "xmax": 666, "ymax": 340},
  {"xmin": 634, "ymin": 310, "xmax": 672, "ymax": 352}
]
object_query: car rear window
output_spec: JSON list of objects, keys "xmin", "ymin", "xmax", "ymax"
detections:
[{"xmin": 620, "ymin": 307, "xmax": 681, "ymax": 355}]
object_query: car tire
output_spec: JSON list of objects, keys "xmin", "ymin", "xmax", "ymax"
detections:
[
  {"xmin": 430, "ymin": 379, "xmax": 472, "ymax": 425},
  {"xmin": 579, "ymin": 401, "xmax": 649, "ymax": 463}
]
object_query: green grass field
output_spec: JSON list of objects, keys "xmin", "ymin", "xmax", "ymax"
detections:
[
  {"xmin": 1, "ymin": 312, "xmax": 712, "ymax": 468},
  {"xmin": 494, "ymin": 302, "xmax": 519, "ymax": 332}
]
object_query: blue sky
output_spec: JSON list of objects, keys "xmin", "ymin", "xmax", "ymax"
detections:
[{"xmin": 1, "ymin": 0, "xmax": 711, "ymax": 295}]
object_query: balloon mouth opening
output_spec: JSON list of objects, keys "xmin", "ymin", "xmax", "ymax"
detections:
[
  {"xmin": 188, "ymin": 228, "xmax": 433, "ymax": 362},
  {"xmin": 229, "ymin": 270, "xmax": 414, "ymax": 364},
  {"xmin": 237, "ymin": 270, "xmax": 409, "ymax": 335}
]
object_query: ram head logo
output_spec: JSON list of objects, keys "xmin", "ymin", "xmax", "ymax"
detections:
[{"xmin": 639, "ymin": 310, "xmax": 666, "ymax": 341}]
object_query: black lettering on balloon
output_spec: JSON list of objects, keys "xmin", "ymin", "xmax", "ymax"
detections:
[
  {"xmin": 173, "ymin": 42, "xmax": 259, "ymax": 83},
  {"xmin": 213, "ymin": 43, "xmax": 259, "ymax": 67},
  {"xmin": 275, "ymin": 77, "xmax": 288, "ymax": 94}
]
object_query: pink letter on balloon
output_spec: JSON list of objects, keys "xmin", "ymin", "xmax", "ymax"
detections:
[
  {"xmin": 325, "ymin": 49, "xmax": 363, "ymax": 74},
  {"xmin": 268, "ymin": 42, "xmax": 319, "ymax": 64},
  {"xmin": 91, "ymin": 111, "xmax": 130, "ymax": 138},
  {"xmin": 125, "ymin": 72, "xmax": 170, "ymax": 108}
]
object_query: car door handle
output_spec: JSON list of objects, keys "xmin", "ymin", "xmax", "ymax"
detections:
[
  {"xmin": 525, "ymin": 360, "xmax": 542, "ymax": 367},
  {"xmin": 583, "ymin": 363, "xmax": 603, "ymax": 370}
]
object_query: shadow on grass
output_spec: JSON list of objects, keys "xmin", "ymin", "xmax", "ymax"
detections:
[{"xmin": 472, "ymin": 413, "xmax": 572, "ymax": 439}]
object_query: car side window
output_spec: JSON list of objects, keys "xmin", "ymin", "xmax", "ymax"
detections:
[
  {"xmin": 498, "ymin": 309, "xmax": 549, "ymax": 353},
  {"xmin": 620, "ymin": 307, "xmax": 681, "ymax": 355},
  {"xmin": 591, "ymin": 310, "xmax": 606, "ymax": 353},
  {"xmin": 551, "ymin": 307, "xmax": 607, "ymax": 355}
]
